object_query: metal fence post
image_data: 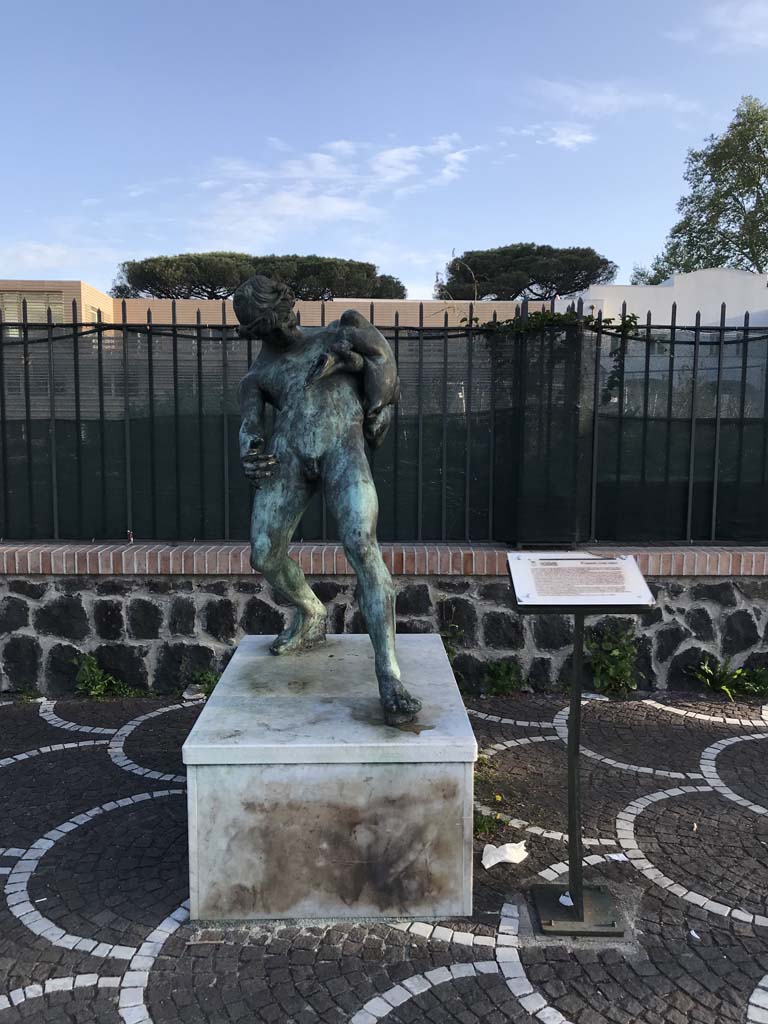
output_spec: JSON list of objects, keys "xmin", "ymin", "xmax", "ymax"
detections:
[
  {"xmin": 121, "ymin": 300, "xmax": 133, "ymax": 537},
  {"xmin": 589, "ymin": 312, "xmax": 603, "ymax": 541},
  {"xmin": 710, "ymin": 303, "xmax": 726, "ymax": 540},
  {"xmin": 221, "ymin": 301, "xmax": 230, "ymax": 541},
  {"xmin": 96, "ymin": 308, "xmax": 106, "ymax": 538},
  {"xmin": 22, "ymin": 299, "xmax": 35, "ymax": 536},
  {"xmin": 464, "ymin": 302, "xmax": 474, "ymax": 541},
  {"xmin": 46, "ymin": 307, "xmax": 59, "ymax": 540},
  {"xmin": 71, "ymin": 299, "xmax": 82, "ymax": 536},
  {"xmin": 0, "ymin": 309, "xmax": 7, "ymax": 537},
  {"xmin": 685, "ymin": 312, "xmax": 702, "ymax": 542}
]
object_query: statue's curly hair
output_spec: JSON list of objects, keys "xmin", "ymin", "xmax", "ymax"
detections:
[{"xmin": 233, "ymin": 275, "xmax": 296, "ymax": 340}]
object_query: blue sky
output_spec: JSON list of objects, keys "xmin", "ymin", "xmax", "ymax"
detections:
[{"xmin": 2, "ymin": 0, "xmax": 767, "ymax": 298}]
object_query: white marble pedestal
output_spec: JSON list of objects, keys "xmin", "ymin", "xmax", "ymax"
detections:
[{"xmin": 182, "ymin": 633, "xmax": 476, "ymax": 921}]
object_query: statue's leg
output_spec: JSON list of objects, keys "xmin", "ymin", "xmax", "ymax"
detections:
[
  {"xmin": 250, "ymin": 454, "xmax": 326, "ymax": 654},
  {"xmin": 324, "ymin": 444, "xmax": 422, "ymax": 724}
]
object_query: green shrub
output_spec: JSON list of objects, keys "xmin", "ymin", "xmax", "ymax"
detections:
[
  {"xmin": 689, "ymin": 654, "xmax": 768, "ymax": 702},
  {"xmin": 440, "ymin": 623, "xmax": 463, "ymax": 664},
  {"xmin": 483, "ymin": 660, "xmax": 523, "ymax": 696},
  {"xmin": 585, "ymin": 620, "xmax": 642, "ymax": 699},
  {"xmin": 192, "ymin": 670, "xmax": 220, "ymax": 698},
  {"xmin": 74, "ymin": 654, "xmax": 144, "ymax": 700}
]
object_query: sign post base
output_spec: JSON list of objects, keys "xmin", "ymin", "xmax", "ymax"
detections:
[{"xmin": 531, "ymin": 884, "xmax": 625, "ymax": 937}]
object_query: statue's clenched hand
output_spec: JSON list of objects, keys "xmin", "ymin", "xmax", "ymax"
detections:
[{"xmin": 241, "ymin": 438, "xmax": 278, "ymax": 487}]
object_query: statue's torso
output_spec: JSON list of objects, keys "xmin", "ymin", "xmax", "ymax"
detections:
[{"xmin": 253, "ymin": 327, "xmax": 364, "ymax": 460}]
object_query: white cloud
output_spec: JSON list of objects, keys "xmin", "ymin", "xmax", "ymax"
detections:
[
  {"xmin": 664, "ymin": 2, "xmax": 768, "ymax": 50},
  {"xmin": 500, "ymin": 122, "xmax": 596, "ymax": 150},
  {"xmin": 0, "ymin": 241, "xmax": 122, "ymax": 274},
  {"xmin": 542, "ymin": 123, "xmax": 597, "ymax": 150},
  {"xmin": 369, "ymin": 145, "xmax": 424, "ymax": 184},
  {"xmin": 266, "ymin": 136, "xmax": 291, "ymax": 152},
  {"xmin": 323, "ymin": 139, "xmax": 359, "ymax": 157},
  {"xmin": 706, "ymin": 1, "xmax": 768, "ymax": 49},
  {"xmin": 532, "ymin": 79, "xmax": 699, "ymax": 117}
]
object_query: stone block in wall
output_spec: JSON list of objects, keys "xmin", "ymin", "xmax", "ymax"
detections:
[
  {"xmin": 8, "ymin": 579, "xmax": 48, "ymax": 600},
  {"xmin": 154, "ymin": 643, "xmax": 215, "ymax": 695},
  {"xmin": 435, "ymin": 579, "xmax": 471, "ymax": 594},
  {"xmin": 96, "ymin": 579, "xmax": 135, "ymax": 596},
  {"xmin": 477, "ymin": 581, "xmax": 514, "ymax": 607},
  {"xmin": 639, "ymin": 606, "xmax": 663, "ymax": 628},
  {"xmin": 95, "ymin": 644, "xmax": 149, "ymax": 692},
  {"xmin": 743, "ymin": 651, "xmax": 768, "ymax": 672},
  {"xmin": 667, "ymin": 646, "xmax": 711, "ymax": 691},
  {"xmin": 533, "ymin": 614, "xmax": 573, "ymax": 651},
  {"xmin": 349, "ymin": 609, "xmax": 367, "ymax": 634},
  {"xmin": 722, "ymin": 609, "xmax": 759, "ymax": 656},
  {"xmin": 395, "ymin": 584, "xmax": 432, "ymax": 616},
  {"xmin": 736, "ymin": 579, "xmax": 768, "ymax": 601},
  {"xmin": 0, "ymin": 596, "xmax": 29, "ymax": 634},
  {"xmin": 241, "ymin": 597, "xmax": 284, "ymax": 635},
  {"xmin": 450, "ymin": 652, "xmax": 486, "ymax": 693},
  {"xmin": 3, "ymin": 635, "xmax": 41, "ymax": 691},
  {"xmin": 94, "ymin": 599, "xmax": 124, "ymax": 641},
  {"xmin": 691, "ymin": 581, "xmax": 737, "ymax": 607},
  {"xmin": 169, "ymin": 597, "xmax": 196, "ymax": 636},
  {"xmin": 527, "ymin": 657, "xmax": 552, "ymax": 691},
  {"xmin": 200, "ymin": 580, "xmax": 229, "ymax": 595},
  {"xmin": 203, "ymin": 598, "xmax": 237, "ymax": 643},
  {"xmin": 34, "ymin": 595, "xmax": 88, "ymax": 641},
  {"xmin": 655, "ymin": 624, "xmax": 692, "ymax": 664},
  {"xmin": 234, "ymin": 580, "xmax": 262, "ymax": 594},
  {"xmin": 127, "ymin": 598, "xmax": 163, "ymax": 640},
  {"xmin": 482, "ymin": 611, "xmax": 524, "ymax": 650},
  {"xmin": 312, "ymin": 581, "xmax": 347, "ymax": 603},
  {"xmin": 45, "ymin": 643, "xmax": 81, "ymax": 697},
  {"xmin": 685, "ymin": 607, "xmax": 714, "ymax": 642},
  {"xmin": 437, "ymin": 597, "xmax": 477, "ymax": 647},
  {"xmin": 147, "ymin": 580, "xmax": 172, "ymax": 594},
  {"xmin": 330, "ymin": 604, "xmax": 347, "ymax": 633},
  {"xmin": 395, "ymin": 619, "xmax": 434, "ymax": 634},
  {"xmin": 635, "ymin": 635, "xmax": 653, "ymax": 690}
]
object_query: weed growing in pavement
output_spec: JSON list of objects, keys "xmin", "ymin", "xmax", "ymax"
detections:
[
  {"xmin": 73, "ymin": 654, "xmax": 144, "ymax": 700},
  {"xmin": 585, "ymin": 620, "xmax": 642, "ymax": 699},
  {"xmin": 192, "ymin": 670, "xmax": 220, "ymax": 698},
  {"xmin": 690, "ymin": 654, "xmax": 768, "ymax": 702}
]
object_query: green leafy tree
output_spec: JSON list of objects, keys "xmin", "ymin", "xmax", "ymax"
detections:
[
  {"xmin": 634, "ymin": 96, "xmax": 768, "ymax": 285},
  {"xmin": 110, "ymin": 253, "xmax": 406, "ymax": 301},
  {"xmin": 435, "ymin": 243, "xmax": 617, "ymax": 301}
]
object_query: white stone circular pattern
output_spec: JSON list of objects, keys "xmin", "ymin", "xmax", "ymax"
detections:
[
  {"xmin": 4, "ymin": 790, "xmax": 184, "ymax": 960},
  {"xmin": 698, "ymin": 732, "xmax": 768, "ymax": 816},
  {"xmin": 108, "ymin": 704, "xmax": 190, "ymax": 784}
]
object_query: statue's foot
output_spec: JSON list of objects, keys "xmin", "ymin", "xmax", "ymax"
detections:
[
  {"xmin": 270, "ymin": 607, "xmax": 327, "ymax": 655},
  {"xmin": 379, "ymin": 676, "xmax": 422, "ymax": 726}
]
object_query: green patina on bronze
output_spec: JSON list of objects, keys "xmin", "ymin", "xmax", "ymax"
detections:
[{"xmin": 234, "ymin": 275, "xmax": 421, "ymax": 725}]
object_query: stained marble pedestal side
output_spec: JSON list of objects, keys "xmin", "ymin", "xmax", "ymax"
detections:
[{"xmin": 182, "ymin": 633, "xmax": 477, "ymax": 921}]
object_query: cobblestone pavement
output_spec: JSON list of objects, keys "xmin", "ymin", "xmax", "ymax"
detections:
[{"xmin": 1, "ymin": 692, "xmax": 768, "ymax": 1024}]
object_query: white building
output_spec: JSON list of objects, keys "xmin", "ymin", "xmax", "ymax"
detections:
[{"xmin": 578, "ymin": 268, "xmax": 768, "ymax": 327}]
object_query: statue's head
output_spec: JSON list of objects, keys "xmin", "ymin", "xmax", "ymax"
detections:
[{"xmin": 233, "ymin": 275, "xmax": 297, "ymax": 342}]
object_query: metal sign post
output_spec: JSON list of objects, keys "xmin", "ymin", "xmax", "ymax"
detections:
[{"xmin": 507, "ymin": 552, "xmax": 655, "ymax": 937}]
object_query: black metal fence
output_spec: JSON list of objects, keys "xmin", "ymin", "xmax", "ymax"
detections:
[{"xmin": 2, "ymin": 298, "xmax": 767, "ymax": 546}]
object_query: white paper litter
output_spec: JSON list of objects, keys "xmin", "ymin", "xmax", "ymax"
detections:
[
  {"xmin": 559, "ymin": 891, "xmax": 574, "ymax": 908},
  {"xmin": 606, "ymin": 853, "xmax": 629, "ymax": 862},
  {"xmin": 689, "ymin": 929, "xmax": 701, "ymax": 941},
  {"xmin": 481, "ymin": 841, "xmax": 528, "ymax": 869}
]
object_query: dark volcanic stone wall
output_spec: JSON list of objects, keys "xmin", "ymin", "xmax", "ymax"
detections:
[{"xmin": 0, "ymin": 575, "xmax": 766, "ymax": 696}]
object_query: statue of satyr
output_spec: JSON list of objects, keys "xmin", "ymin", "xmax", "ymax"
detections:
[{"xmin": 234, "ymin": 275, "xmax": 422, "ymax": 725}]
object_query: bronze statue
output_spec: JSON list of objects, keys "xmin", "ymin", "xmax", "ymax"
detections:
[{"xmin": 235, "ymin": 275, "xmax": 421, "ymax": 725}]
